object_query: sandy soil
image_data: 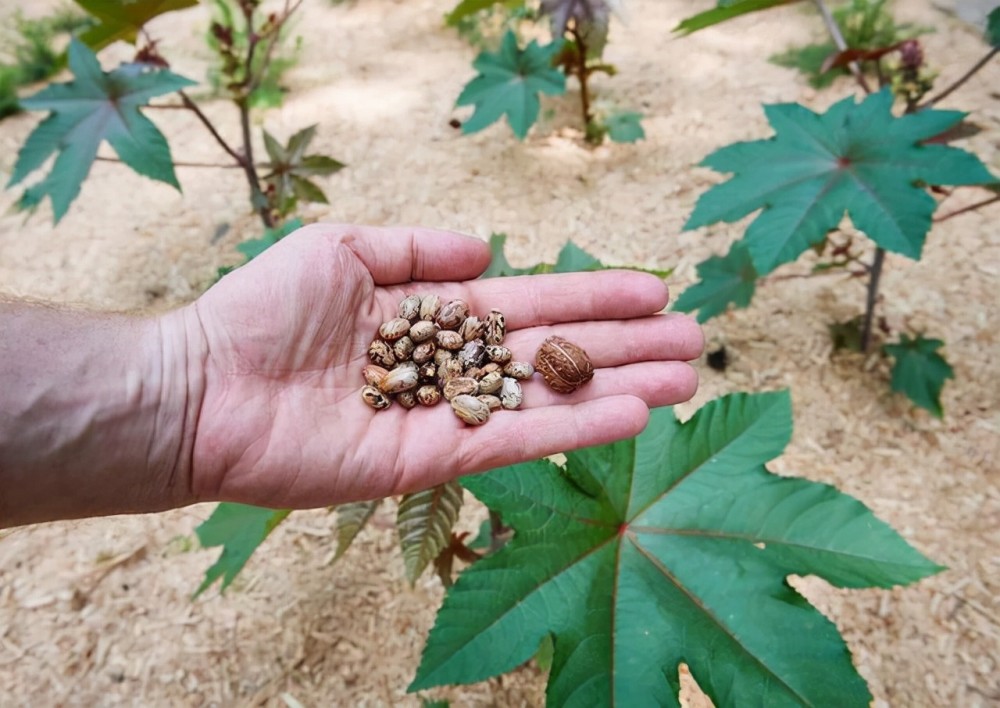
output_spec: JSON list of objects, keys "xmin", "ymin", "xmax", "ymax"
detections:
[{"xmin": 1, "ymin": 0, "xmax": 998, "ymax": 705}]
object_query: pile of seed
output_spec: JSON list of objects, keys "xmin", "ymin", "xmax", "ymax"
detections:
[{"xmin": 361, "ymin": 294, "xmax": 535, "ymax": 426}]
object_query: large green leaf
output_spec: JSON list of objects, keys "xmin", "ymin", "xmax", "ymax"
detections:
[
  {"xmin": 74, "ymin": 0, "xmax": 198, "ymax": 50},
  {"xmin": 7, "ymin": 38, "xmax": 194, "ymax": 222},
  {"xmin": 685, "ymin": 89, "xmax": 998, "ymax": 275},
  {"xmin": 333, "ymin": 500, "xmax": 381, "ymax": 561},
  {"xmin": 883, "ymin": 334, "xmax": 954, "ymax": 418},
  {"xmin": 987, "ymin": 7, "xmax": 1000, "ymax": 47},
  {"xmin": 194, "ymin": 503, "xmax": 291, "ymax": 597},
  {"xmin": 673, "ymin": 241, "xmax": 758, "ymax": 322},
  {"xmin": 412, "ymin": 391, "xmax": 942, "ymax": 705},
  {"xmin": 603, "ymin": 111, "xmax": 645, "ymax": 144},
  {"xmin": 398, "ymin": 482, "xmax": 465, "ymax": 585},
  {"xmin": 482, "ymin": 233, "xmax": 672, "ymax": 279},
  {"xmin": 674, "ymin": 0, "xmax": 802, "ymax": 35},
  {"xmin": 456, "ymin": 30, "xmax": 566, "ymax": 139}
]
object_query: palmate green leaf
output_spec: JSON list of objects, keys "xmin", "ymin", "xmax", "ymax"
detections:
[
  {"xmin": 673, "ymin": 241, "xmax": 758, "ymax": 322},
  {"xmin": 685, "ymin": 90, "xmax": 998, "ymax": 275},
  {"xmin": 412, "ymin": 391, "xmax": 943, "ymax": 705},
  {"xmin": 7, "ymin": 38, "xmax": 194, "ymax": 222},
  {"xmin": 603, "ymin": 110, "xmax": 645, "ymax": 143},
  {"xmin": 73, "ymin": 0, "xmax": 198, "ymax": 51},
  {"xmin": 883, "ymin": 334, "xmax": 954, "ymax": 418},
  {"xmin": 261, "ymin": 124, "xmax": 345, "ymax": 216},
  {"xmin": 482, "ymin": 233, "xmax": 672, "ymax": 279},
  {"xmin": 234, "ymin": 217, "xmax": 303, "ymax": 263},
  {"xmin": 674, "ymin": 0, "xmax": 802, "ymax": 35},
  {"xmin": 457, "ymin": 31, "xmax": 566, "ymax": 139},
  {"xmin": 987, "ymin": 7, "xmax": 1000, "ymax": 47},
  {"xmin": 397, "ymin": 482, "xmax": 465, "ymax": 585},
  {"xmin": 194, "ymin": 503, "xmax": 291, "ymax": 597},
  {"xmin": 333, "ymin": 499, "xmax": 381, "ymax": 561}
]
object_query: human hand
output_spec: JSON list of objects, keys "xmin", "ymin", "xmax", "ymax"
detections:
[{"xmin": 173, "ymin": 224, "xmax": 702, "ymax": 509}]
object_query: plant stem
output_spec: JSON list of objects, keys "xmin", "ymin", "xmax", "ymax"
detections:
[
  {"xmin": 934, "ymin": 192, "xmax": 1000, "ymax": 222},
  {"xmin": 236, "ymin": 2, "xmax": 274, "ymax": 229},
  {"xmin": 860, "ymin": 247, "xmax": 885, "ymax": 352},
  {"xmin": 178, "ymin": 90, "xmax": 246, "ymax": 166},
  {"xmin": 488, "ymin": 510, "xmax": 505, "ymax": 553},
  {"xmin": 921, "ymin": 47, "xmax": 999, "ymax": 108},
  {"xmin": 811, "ymin": 0, "xmax": 872, "ymax": 94},
  {"xmin": 568, "ymin": 23, "xmax": 592, "ymax": 133},
  {"xmin": 95, "ymin": 156, "xmax": 244, "ymax": 169}
]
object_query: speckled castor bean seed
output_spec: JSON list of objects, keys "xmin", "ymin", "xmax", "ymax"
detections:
[
  {"xmin": 451, "ymin": 394, "xmax": 490, "ymax": 426},
  {"xmin": 398, "ymin": 294, "xmax": 421, "ymax": 322},
  {"xmin": 393, "ymin": 335, "xmax": 415, "ymax": 362},
  {"xmin": 368, "ymin": 340, "xmax": 396, "ymax": 368},
  {"xmin": 458, "ymin": 340, "xmax": 487, "ymax": 369},
  {"xmin": 379, "ymin": 317, "xmax": 411, "ymax": 341},
  {"xmin": 436, "ymin": 330, "xmax": 465, "ymax": 351},
  {"xmin": 478, "ymin": 370, "xmax": 503, "ymax": 395},
  {"xmin": 459, "ymin": 316, "xmax": 485, "ymax": 342},
  {"xmin": 416, "ymin": 385, "xmax": 441, "ymax": 406},
  {"xmin": 433, "ymin": 348, "xmax": 453, "ymax": 366},
  {"xmin": 412, "ymin": 340, "xmax": 436, "ymax": 364},
  {"xmin": 418, "ymin": 362, "xmax": 438, "ymax": 382},
  {"xmin": 465, "ymin": 366, "xmax": 483, "ymax": 380},
  {"xmin": 438, "ymin": 358, "xmax": 464, "ymax": 382},
  {"xmin": 477, "ymin": 394, "xmax": 502, "ymax": 411},
  {"xmin": 503, "ymin": 361, "xmax": 534, "ymax": 380},
  {"xmin": 436, "ymin": 299, "xmax": 469, "ymax": 330},
  {"xmin": 362, "ymin": 385, "xmax": 391, "ymax": 410},
  {"xmin": 480, "ymin": 362, "xmax": 501, "ymax": 376},
  {"xmin": 484, "ymin": 309, "xmax": 506, "ymax": 345},
  {"xmin": 419, "ymin": 294, "xmax": 442, "ymax": 322},
  {"xmin": 535, "ymin": 336, "xmax": 594, "ymax": 393},
  {"xmin": 397, "ymin": 390, "xmax": 417, "ymax": 409},
  {"xmin": 500, "ymin": 377, "xmax": 523, "ymax": 410},
  {"xmin": 486, "ymin": 344, "xmax": 512, "ymax": 364},
  {"xmin": 409, "ymin": 320, "xmax": 437, "ymax": 343},
  {"xmin": 443, "ymin": 376, "xmax": 479, "ymax": 401},
  {"xmin": 393, "ymin": 360, "xmax": 418, "ymax": 373},
  {"xmin": 362, "ymin": 364, "xmax": 389, "ymax": 387},
  {"xmin": 380, "ymin": 367, "xmax": 419, "ymax": 394}
]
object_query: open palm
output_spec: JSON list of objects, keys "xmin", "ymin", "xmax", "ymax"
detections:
[{"xmin": 185, "ymin": 224, "xmax": 702, "ymax": 509}]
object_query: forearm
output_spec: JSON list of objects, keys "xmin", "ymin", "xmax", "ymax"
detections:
[{"xmin": 0, "ymin": 300, "xmax": 201, "ymax": 528}]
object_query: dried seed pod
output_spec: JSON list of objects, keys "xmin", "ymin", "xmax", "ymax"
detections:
[
  {"xmin": 416, "ymin": 385, "xmax": 442, "ymax": 406},
  {"xmin": 503, "ymin": 361, "xmax": 534, "ymax": 380},
  {"xmin": 419, "ymin": 293, "xmax": 442, "ymax": 321},
  {"xmin": 486, "ymin": 344, "xmax": 512, "ymax": 364},
  {"xmin": 484, "ymin": 309, "xmax": 506, "ymax": 345},
  {"xmin": 362, "ymin": 364, "xmax": 389, "ymax": 387},
  {"xmin": 436, "ymin": 299, "xmax": 469, "ymax": 330},
  {"xmin": 500, "ymin": 377, "xmax": 523, "ymax": 410},
  {"xmin": 398, "ymin": 294, "xmax": 421, "ymax": 322},
  {"xmin": 433, "ymin": 348, "xmax": 453, "ymax": 366},
  {"xmin": 458, "ymin": 340, "xmax": 487, "ymax": 369},
  {"xmin": 459, "ymin": 316, "xmax": 485, "ymax": 342},
  {"xmin": 362, "ymin": 385, "xmax": 391, "ymax": 410},
  {"xmin": 436, "ymin": 330, "xmax": 465, "ymax": 351},
  {"xmin": 478, "ymin": 370, "xmax": 503, "ymax": 395},
  {"xmin": 443, "ymin": 376, "xmax": 479, "ymax": 401},
  {"xmin": 397, "ymin": 390, "xmax": 418, "ymax": 409},
  {"xmin": 368, "ymin": 340, "xmax": 396, "ymax": 368},
  {"xmin": 379, "ymin": 317, "xmax": 411, "ymax": 341},
  {"xmin": 451, "ymin": 394, "xmax": 490, "ymax": 426},
  {"xmin": 393, "ymin": 335, "xmax": 415, "ymax": 362},
  {"xmin": 480, "ymin": 362, "xmax": 501, "ymax": 375},
  {"xmin": 412, "ymin": 340, "xmax": 436, "ymax": 364},
  {"xmin": 418, "ymin": 361, "xmax": 438, "ymax": 382},
  {"xmin": 477, "ymin": 394, "xmax": 502, "ymax": 411},
  {"xmin": 380, "ymin": 367, "xmax": 419, "ymax": 394},
  {"xmin": 409, "ymin": 320, "xmax": 437, "ymax": 343},
  {"xmin": 535, "ymin": 336, "xmax": 594, "ymax": 393},
  {"xmin": 437, "ymin": 358, "xmax": 464, "ymax": 382}
]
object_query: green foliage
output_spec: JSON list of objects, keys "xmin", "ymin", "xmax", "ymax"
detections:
[
  {"xmin": 412, "ymin": 391, "xmax": 942, "ymax": 703},
  {"xmin": 674, "ymin": 0, "xmax": 802, "ymax": 35},
  {"xmin": 988, "ymin": 7, "xmax": 1000, "ymax": 48},
  {"xmin": 673, "ymin": 241, "xmax": 757, "ymax": 323},
  {"xmin": 770, "ymin": 42, "xmax": 842, "ymax": 88},
  {"xmin": 685, "ymin": 90, "xmax": 997, "ymax": 275},
  {"xmin": 483, "ymin": 233, "xmax": 672, "ymax": 278},
  {"xmin": 7, "ymin": 38, "xmax": 195, "ymax": 222},
  {"xmin": 601, "ymin": 110, "xmax": 645, "ymax": 143},
  {"xmin": 333, "ymin": 500, "xmax": 381, "ymax": 561},
  {"xmin": 194, "ymin": 503, "xmax": 291, "ymax": 596},
  {"xmin": 457, "ymin": 30, "xmax": 566, "ymax": 139},
  {"xmin": 73, "ymin": 0, "xmax": 198, "ymax": 51},
  {"xmin": 397, "ymin": 482, "xmax": 465, "ymax": 585},
  {"xmin": 446, "ymin": 0, "xmax": 522, "ymax": 27},
  {"xmin": 261, "ymin": 125, "xmax": 345, "ymax": 217},
  {"xmin": 883, "ymin": 334, "xmax": 954, "ymax": 417}
]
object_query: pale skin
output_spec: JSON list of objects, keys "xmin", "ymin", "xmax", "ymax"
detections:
[{"xmin": 0, "ymin": 224, "xmax": 703, "ymax": 529}]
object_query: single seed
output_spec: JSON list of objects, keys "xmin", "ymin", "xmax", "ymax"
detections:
[
  {"xmin": 368, "ymin": 340, "xmax": 396, "ymax": 368},
  {"xmin": 362, "ymin": 364, "xmax": 389, "ymax": 387},
  {"xmin": 443, "ymin": 376, "xmax": 479, "ymax": 401},
  {"xmin": 478, "ymin": 370, "xmax": 503, "ymax": 394},
  {"xmin": 477, "ymin": 394, "xmax": 502, "ymax": 411},
  {"xmin": 393, "ymin": 335, "xmax": 415, "ymax": 362},
  {"xmin": 451, "ymin": 394, "xmax": 490, "ymax": 426},
  {"xmin": 397, "ymin": 390, "xmax": 417, "ymax": 409},
  {"xmin": 379, "ymin": 317, "xmax": 411, "ymax": 341},
  {"xmin": 459, "ymin": 316, "xmax": 485, "ymax": 342},
  {"xmin": 484, "ymin": 309, "xmax": 506, "ymax": 345},
  {"xmin": 362, "ymin": 385, "xmax": 391, "ymax": 410},
  {"xmin": 433, "ymin": 348, "xmax": 453, "ymax": 366},
  {"xmin": 409, "ymin": 320, "xmax": 437, "ymax": 343},
  {"xmin": 535, "ymin": 336, "xmax": 594, "ymax": 393},
  {"xmin": 436, "ymin": 330, "xmax": 465, "ymax": 351},
  {"xmin": 436, "ymin": 299, "xmax": 469, "ymax": 330},
  {"xmin": 416, "ymin": 385, "xmax": 442, "ymax": 406},
  {"xmin": 419, "ymin": 294, "xmax": 442, "ymax": 321},
  {"xmin": 458, "ymin": 340, "xmax": 487, "ymax": 369},
  {"xmin": 398, "ymin": 294, "xmax": 421, "ymax": 321},
  {"xmin": 503, "ymin": 361, "xmax": 534, "ymax": 380},
  {"xmin": 412, "ymin": 340, "xmax": 436, "ymax": 364},
  {"xmin": 380, "ymin": 367, "xmax": 419, "ymax": 394},
  {"xmin": 500, "ymin": 377, "xmax": 523, "ymax": 409},
  {"xmin": 486, "ymin": 344, "xmax": 512, "ymax": 364}
]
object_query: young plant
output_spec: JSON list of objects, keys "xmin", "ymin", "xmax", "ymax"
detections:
[
  {"xmin": 450, "ymin": 0, "xmax": 644, "ymax": 143},
  {"xmin": 673, "ymin": 1, "xmax": 1000, "ymax": 417},
  {"xmin": 5, "ymin": 0, "xmax": 341, "ymax": 231}
]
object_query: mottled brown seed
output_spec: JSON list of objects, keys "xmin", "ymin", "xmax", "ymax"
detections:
[
  {"xmin": 436, "ymin": 330, "xmax": 465, "ymax": 351},
  {"xmin": 379, "ymin": 317, "xmax": 411, "ymax": 341},
  {"xmin": 477, "ymin": 394, "xmax": 502, "ymax": 411},
  {"xmin": 500, "ymin": 377, "xmax": 523, "ymax": 409},
  {"xmin": 380, "ymin": 367, "xmax": 419, "ymax": 394},
  {"xmin": 419, "ymin": 293, "xmax": 442, "ymax": 321},
  {"xmin": 412, "ymin": 340, "xmax": 436, "ymax": 364},
  {"xmin": 451, "ymin": 394, "xmax": 490, "ymax": 426},
  {"xmin": 394, "ymin": 360, "xmax": 418, "ymax": 373},
  {"xmin": 486, "ymin": 344, "xmax": 512, "ymax": 364},
  {"xmin": 535, "ymin": 336, "xmax": 594, "ymax": 393},
  {"xmin": 480, "ymin": 362, "xmax": 501, "ymax": 375},
  {"xmin": 503, "ymin": 361, "xmax": 535, "ymax": 380},
  {"xmin": 418, "ymin": 362, "xmax": 438, "ymax": 382},
  {"xmin": 397, "ymin": 390, "xmax": 417, "ymax": 409},
  {"xmin": 436, "ymin": 299, "xmax": 469, "ymax": 330},
  {"xmin": 443, "ymin": 376, "xmax": 479, "ymax": 400},
  {"xmin": 409, "ymin": 320, "xmax": 437, "ymax": 343},
  {"xmin": 398, "ymin": 294, "xmax": 421, "ymax": 322},
  {"xmin": 438, "ymin": 358, "xmax": 464, "ymax": 382},
  {"xmin": 459, "ymin": 316, "xmax": 485, "ymax": 342},
  {"xmin": 478, "ymin": 370, "xmax": 503, "ymax": 394},
  {"xmin": 485, "ymin": 309, "xmax": 506, "ymax": 345},
  {"xmin": 362, "ymin": 385, "xmax": 391, "ymax": 410},
  {"xmin": 368, "ymin": 340, "xmax": 396, "ymax": 368},
  {"xmin": 458, "ymin": 340, "xmax": 487, "ymax": 369},
  {"xmin": 362, "ymin": 364, "xmax": 389, "ymax": 387},
  {"xmin": 416, "ymin": 385, "xmax": 441, "ymax": 406},
  {"xmin": 393, "ymin": 335, "xmax": 415, "ymax": 362},
  {"xmin": 433, "ymin": 348, "xmax": 453, "ymax": 366}
]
